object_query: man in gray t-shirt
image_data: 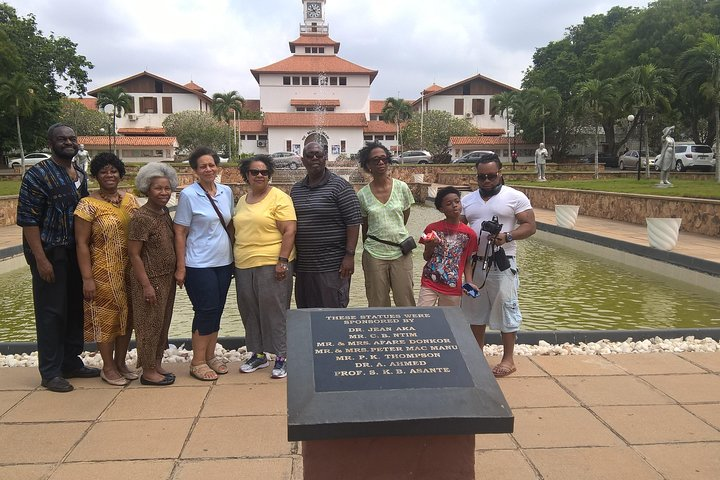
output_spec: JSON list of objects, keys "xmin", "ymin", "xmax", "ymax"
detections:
[{"xmin": 534, "ymin": 143, "xmax": 548, "ymax": 181}]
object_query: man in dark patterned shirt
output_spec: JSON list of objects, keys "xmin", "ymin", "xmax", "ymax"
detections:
[
  {"xmin": 17, "ymin": 124, "xmax": 100, "ymax": 392},
  {"xmin": 290, "ymin": 142, "xmax": 361, "ymax": 308}
]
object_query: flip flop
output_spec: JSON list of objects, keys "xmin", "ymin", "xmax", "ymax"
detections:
[{"xmin": 492, "ymin": 364, "xmax": 517, "ymax": 378}]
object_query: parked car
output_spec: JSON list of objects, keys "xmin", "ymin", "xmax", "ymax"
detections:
[
  {"xmin": 8, "ymin": 152, "xmax": 51, "ymax": 169},
  {"xmin": 672, "ymin": 143, "xmax": 715, "ymax": 172},
  {"xmin": 618, "ymin": 150, "xmax": 656, "ymax": 170},
  {"xmin": 270, "ymin": 151, "xmax": 302, "ymax": 170},
  {"xmin": 452, "ymin": 150, "xmax": 495, "ymax": 164},
  {"xmin": 582, "ymin": 152, "xmax": 619, "ymax": 168},
  {"xmin": 397, "ymin": 150, "xmax": 432, "ymax": 164}
]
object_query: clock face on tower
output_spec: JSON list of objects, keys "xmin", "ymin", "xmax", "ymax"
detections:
[{"xmin": 307, "ymin": 2, "xmax": 322, "ymax": 18}]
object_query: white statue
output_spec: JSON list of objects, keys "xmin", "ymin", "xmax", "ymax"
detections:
[{"xmin": 657, "ymin": 126, "xmax": 675, "ymax": 185}]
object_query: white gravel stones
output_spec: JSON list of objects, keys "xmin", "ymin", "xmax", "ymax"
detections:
[{"xmin": 0, "ymin": 336, "xmax": 717, "ymax": 367}]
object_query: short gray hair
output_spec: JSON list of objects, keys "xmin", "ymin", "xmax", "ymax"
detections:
[{"xmin": 135, "ymin": 162, "xmax": 179, "ymax": 194}]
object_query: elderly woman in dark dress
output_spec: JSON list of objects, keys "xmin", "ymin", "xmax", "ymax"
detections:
[{"xmin": 128, "ymin": 163, "xmax": 179, "ymax": 386}]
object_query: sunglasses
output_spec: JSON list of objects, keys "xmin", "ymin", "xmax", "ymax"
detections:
[
  {"xmin": 249, "ymin": 169, "xmax": 270, "ymax": 177},
  {"xmin": 370, "ymin": 156, "xmax": 388, "ymax": 163},
  {"xmin": 477, "ymin": 173, "xmax": 499, "ymax": 181},
  {"xmin": 305, "ymin": 152, "xmax": 324, "ymax": 159}
]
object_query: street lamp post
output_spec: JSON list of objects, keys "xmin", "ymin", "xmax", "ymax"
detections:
[
  {"xmin": 636, "ymin": 111, "xmax": 645, "ymax": 181},
  {"xmin": 99, "ymin": 127, "xmax": 111, "ymax": 152}
]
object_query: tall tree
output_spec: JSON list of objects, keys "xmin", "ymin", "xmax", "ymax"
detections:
[
  {"xmin": 212, "ymin": 91, "xmax": 245, "ymax": 159},
  {"xmin": 526, "ymin": 87, "xmax": 562, "ymax": 145},
  {"xmin": 575, "ymin": 78, "xmax": 616, "ymax": 178},
  {"xmin": 163, "ymin": 111, "xmax": 226, "ymax": 154},
  {"xmin": 58, "ymin": 98, "xmax": 110, "ymax": 136},
  {"xmin": 0, "ymin": 4, "xmax": 92, "ymax": 157},
  {"xmin": 96, "ymin": 87, "xmax": 133, "ymax": 155},
  {"xmin": 381, "ymin": 97, "xmax": 413, "ymax": 154},
  {"xmin": 681, "ymin": 34, "xmax": 720, "ymax": 182},
  {"xmin": 401, "ymin": 110, "xmax": 477, "ymax": 161},
  {"xmin": 0, "ymin": 73, "xmax": 37, "ymax": 173},
  {"xmin": 491, "ymin": 91, "xmax": 517, "ymax": 161}
]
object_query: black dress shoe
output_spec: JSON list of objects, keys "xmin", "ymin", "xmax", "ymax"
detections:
[
  {"xmin": 62, "ymin": 366, "xmax": 101, "ymax": 378},
  {"xmin": 41, "ymin": 376, "xmax": 74, "ymax": 393},
  {"xmin": 140, "ymin": 375, "xmax": 175, "ymax": 386}
]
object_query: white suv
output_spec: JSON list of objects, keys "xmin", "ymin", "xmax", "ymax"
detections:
[
  {"xmin": 397, "ymin": 150, "xmax": 432, "ymax": 164},
  {"xmin": 673, "ymin": 144, "xmax": 715, "ymax": 172}
]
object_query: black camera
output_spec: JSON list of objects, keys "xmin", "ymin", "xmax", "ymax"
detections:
[{"xmin": 480, "ymin": 215, "xmax": 503, "ymax": 236}]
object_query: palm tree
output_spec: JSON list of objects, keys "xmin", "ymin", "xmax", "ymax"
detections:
[
  {"xmin": 681, "ymin": 34, "xmax": 720, "ymax": 183},
  {"xmin": 0, "ymin": 73, "xmax": 37, "ymax": 174},
  {"xmin": 621, "ymin": 64, "xmax": 675, "ymax": 179},
  {"xmin": 491, "ymin": 91, "xmax": 516, "ymax": 162},
  {"xmin": 576, "ymin": 78, "xmax": 616, "ymax": 179},
  {"xmin": 381, "ymin": 97, "xmax": 413, "ymax": 158},
  {"xmin": 96, "ymin": 86, "xmax": 133, "ymax": 155},
  {"xmin": 526, "ymin": 86, "xmax": 561, "ymax": 145},
  {"xmin": 212, "ymin": 91, "xmax": 245, "ymax": 159}
]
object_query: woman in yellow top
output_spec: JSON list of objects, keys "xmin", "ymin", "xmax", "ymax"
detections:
[
  {"xmin": 233, "ymin": 155, "xmax": 296, "ymax": 379},
  {"xmin": 75, "ymin": 153, "xmax": 138, "ymax": 386}
]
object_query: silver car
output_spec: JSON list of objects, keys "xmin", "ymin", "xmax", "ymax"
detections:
[
  {"xmin": 270, "ymin": 151, "xmax": 302, "ymax": 170},
  {"xmin": 397, "ymin": 150, "xmax": 432, "ymax": 164},
  {"xmin": 618, "ymin": 150, "xmax": 655, "ymax": 170}
]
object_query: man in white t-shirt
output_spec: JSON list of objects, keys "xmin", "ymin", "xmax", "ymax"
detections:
[{"xmin": 461, "ymin": 154, "xmax": 536, "ymax": 377}]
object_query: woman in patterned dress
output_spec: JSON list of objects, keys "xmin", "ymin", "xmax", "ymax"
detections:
[
  {"xmin": 128, "ymin": 163, "xmax": 178, "ymax": 386},
  {"xmin": 75, "ymin": 153, "xmax": 138, "ymax": 386}
]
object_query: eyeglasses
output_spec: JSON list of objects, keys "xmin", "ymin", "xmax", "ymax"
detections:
[
  {"xmin": 305, "ymin": 152, "xmax": 324, "ymax": 159},
  {"xmin": 477, "ymin": 173, "xmax": 499, "ymax": 181},
  {"xmin": 249, "ymin": 169, "xmax": 270, "ymax": 177},
  {"xmin": 370, "ymin": 156, "xmax": 388, "ymax": 164}
]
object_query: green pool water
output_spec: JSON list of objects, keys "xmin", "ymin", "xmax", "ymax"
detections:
[{"xmin": 1, "ymin": 205, "xmax": 718, "ymax": 342}]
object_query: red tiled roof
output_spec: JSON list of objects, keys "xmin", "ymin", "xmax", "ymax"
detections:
[
  {"xmin": 184, "ymin": 81, "xmax": 207, "ymax": 93},
  {"xmin": 78, "ymin": 136, "xmax": 177, "ymax": 147},
  {"xmin": 234, "ymin": 120, "xmax": 266, "ymax": 133},
  {"xmin": 251, "ymin": 56, "xmax": 378, "ymax": 82},
  {"xmin": 451, "ymin": 136, "xmax": 519, "ymax": 146},
  {"xmin": 422, "ymin": 83, "xmax": 443, "ymax": 94},
  {"xmin": 370, "ymin": 100, "xmax": 385, "ymax": 114},
  {"xmin": 69, "ymin": 97, "xmax": 98, "ymax": 110},
  {"xmin": 263, "ymin": 112, "xmax": 367, "ymax": 128},
  {"xmin": 290, "ymin": 99, "xmax": 340, "ymax": 107},
  {"xmin": 117, "ymin": 127, "xmax": 166, "ymax": 136},
  {"xmin": 88, "ymin": 71, "xmax": 212, "ymax": 103},
  {"xmin": 364, "ymin": 120, "xmax": 397, "ymax": 134},
  {"xmin": 289, "ymin": 34, "xmax": 340, "ymax": 53},
  {"xmin": 478, "ymin": 129, "xmax": 506, "ymax": 136}
]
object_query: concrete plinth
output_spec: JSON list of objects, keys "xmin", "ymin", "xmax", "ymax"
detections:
[{"xmin": 302, "ymin": 434, "xmax": 475, "ymax": 480}]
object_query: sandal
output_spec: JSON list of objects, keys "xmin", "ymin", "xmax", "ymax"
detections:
[
  {"xmin": 190, "ymin": 363, "xmax": 218, "ymax": 381},
  {"xmin": 207, "ymin": 357, "xmax": 228, "ymax": 375},
  {"xmin": 492, "ymin": 363, "xmax": 517, "ymax": 378}
]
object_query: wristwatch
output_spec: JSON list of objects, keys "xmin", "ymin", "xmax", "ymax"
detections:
[{"xmin": 505, "ymin": 232, "xmax": 513, "ymax": 243}]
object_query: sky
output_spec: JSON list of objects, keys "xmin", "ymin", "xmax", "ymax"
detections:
[{"xmin": 7, "ymin": 0, "xmax": 652, "ymax": 101}]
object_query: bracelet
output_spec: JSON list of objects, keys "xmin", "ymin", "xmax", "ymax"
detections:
[
  {"xmin": 345, "ymin": 250, "xmax": 355, "ymax": 256},
  {"xmin": 278, "ymin": 256, "xmax": 289, "ymax": 263}
]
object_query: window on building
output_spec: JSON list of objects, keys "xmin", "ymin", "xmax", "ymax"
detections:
[
  {"xmin": 286, "ymin": 140, "xmax": 292, "ymax": 151},
  {"xmin": 240, "ymin": 135, "xmax": 246, "ymax": 140},
  {"xmin": 311, "ymin": 76, "xmax": 319, "ymax": 85},
  {"xmin": 259, "ymin": 135, "xmax": 268, "ymax": 140},
  {"xmin": 155, "ymin": 80, "xmax": 163, "ymax": 93},
  {"xmin": 330, "ymin": 77, "xmax": 338, "ymax": 85},
  {"xmin": 292, "ymin": 76, "xmax": 300, "ymax": 85},
  {"xmin": 386, "ymin": 135, "xmax": 395, "ymax": 140},
  {"xmin": 140, "ymin": 97, "xmax": 158, "ymax": 114},
  {"xmin": 340, "ymin": 140, "xmax": 346, "ymax": 153},
  {"xmin": 283, "ymin": 76, "xmax": 291, "ymax": 85},
  {"xmin": 319, "ymin": 47, "xmax": 325, "ymax": 53},
  {"xmin": 305, "ymin": 47, "xmax": 311, "ymax": 53},
  {"xmin": 326, "ymin": 107, "xmax": 335, "ymax": 112},
  {"xmin": 162, "ymin": 97, "xmax": 173, "ymax": 114},
  {"xmin": 364, "ymin": 135, "xmax": 373, "ymax": 141},
  {"xmin": 247, "ymin": 135, "xmax": 257, "ymax": 140},
  {"xmin": 472, "ymin": 98, "xmax": 485, "ymax": 115},
  {"xmin": 126, "ymin": 96, "xmax": 135, "ymax": 113},
  {"xmin": 454, "ymin": 98, "xmax": 464, "ymax": 115},
  {"xmin": 339, "ymin": 77, "xmax": 347, "ymax": 85},
  {"xmin": 301, "ymin": 77, "xmax": 310, "ymax": 85},
  {"xmin": 462, "ymin": 83, "xmax": 470, "ymax": 95}
]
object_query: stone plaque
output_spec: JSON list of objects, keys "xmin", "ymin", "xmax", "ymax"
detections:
[
  {"xmin": 288, "ymin": 307, "xmax": 514, "ymax": 441},
  {"xmin": 311, "ymin": 309, "xmax": 473, "ymax": 392}
]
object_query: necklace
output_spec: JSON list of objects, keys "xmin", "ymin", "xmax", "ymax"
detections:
[{"xmin": 99, "ymin": 191, "xmax": 121, "ymax": 207}]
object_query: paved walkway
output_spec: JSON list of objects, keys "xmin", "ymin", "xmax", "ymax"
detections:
[
  {"xmin": 1, "ymin": 212, "xmax": 719, "ymax": 478},
  {"xmin": 0, "ymin": 353, "xmax": 718, "ymax": 479}
]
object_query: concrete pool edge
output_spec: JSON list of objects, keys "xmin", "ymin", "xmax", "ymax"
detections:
[
  {"xmin": 2, "ymin": 329, "xmax": 719, "ymax": 355},
  {"xmin": 535, "ymin": 222, "xmax": 720, "ymax": 293}
]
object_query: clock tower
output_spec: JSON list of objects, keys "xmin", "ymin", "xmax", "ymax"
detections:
[{"xmin": 302, "ymin": 0, "xmax": 326, "ymax": 29}]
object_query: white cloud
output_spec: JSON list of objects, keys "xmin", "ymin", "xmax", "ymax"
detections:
[{"xmin": 7, "ymin": 0, "xmax": 650, "ymax": 100}]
